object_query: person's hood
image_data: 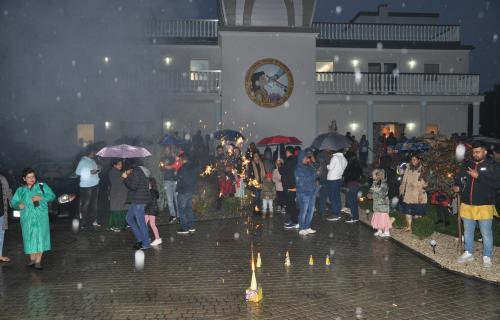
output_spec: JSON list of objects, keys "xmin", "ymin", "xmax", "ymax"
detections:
[
  {"xmin": 296, "ymin": 151, "xmax": 309, "ymax": 169},
  {"xmin": 138, "ymin": 166, "xmax": 151, "ymax": 178}
]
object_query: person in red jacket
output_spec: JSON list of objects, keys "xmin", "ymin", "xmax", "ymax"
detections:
[{"xmin": 216, "ymin": 165, "xmax": 236, "ymax": 210}]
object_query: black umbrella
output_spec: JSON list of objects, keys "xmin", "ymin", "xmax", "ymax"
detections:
[{"xmin": 311, "ymin": 132, "xmax": 352, "ymax": 151}]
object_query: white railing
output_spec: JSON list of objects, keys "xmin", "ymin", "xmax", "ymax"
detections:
[
  {"xmin": 148, "ymin": 19, "xmax": 219, "ymax": 39},
  {"xmin": 316, "ymin": 72, "xmax": 479, "ymax": 96},
  {"xmin": 313, "ymin": 23, "xmax": 460, "ymax": 42}
]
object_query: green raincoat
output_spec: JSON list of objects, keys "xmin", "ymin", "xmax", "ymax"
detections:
[{"xmin": 11, "ymin": 182, "xmax": 55, "ymax": 254}]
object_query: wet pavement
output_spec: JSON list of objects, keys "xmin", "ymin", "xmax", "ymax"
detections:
[{"xmin": 1, "ymin": 214, "xmax": 500, "ymax": 319}]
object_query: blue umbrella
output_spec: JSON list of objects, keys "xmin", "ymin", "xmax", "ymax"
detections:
[
  {"xmin": 394, "ymin": 142, "xmax": 430, "ymax": 152},
  {"xmin": 159, "ymin": 134, "xmax": 186, "ymax": 145},
  {"xmin": 213, "ymin": 129, "xmax": 245, "ymax": 141}
]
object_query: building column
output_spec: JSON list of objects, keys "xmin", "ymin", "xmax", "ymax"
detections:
[
  {"xmin": 419, "ymin": 101, "xmax": 427, "ymax": 136},
  {"xmin": 367, "ymin": 100, "xmax": 374, "ymax": 164},
  {"xmin": 473, "ymin": 101, "xmax": 480, "ymax": 136}
]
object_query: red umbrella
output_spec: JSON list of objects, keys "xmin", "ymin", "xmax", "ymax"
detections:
[{"xmin": 257, "ymin": 136, "xmax": 302, "ymax": 146}]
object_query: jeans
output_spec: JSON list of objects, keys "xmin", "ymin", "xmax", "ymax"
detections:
[
  {"xmin": 0, "ymin": 215, "xmax": 5, "ymax": 256},
  {"xmin": 79, "ymin": 186, "xmax": 99, "ymax": 227},
  {"xmin": 164, "ymin": 180, "xmax": 178, "ymax": 217},
  {"xmin": 262, "ymin": 199, "xmax": 273, "ymax": 212},
  {"xmin": 346, "ymin": 183, "xmax": 360, "ymax": 220},
  {"xmin": 326, "ymin": 179, "xmax": 342, "ymax": 217},
  {"xmin": 316, "ymin": 182, "xmax": 328, "ymax": 215},
  {"xmin": 284, "ymin": 190, "xmax": 298, "ymax": 224},
  {"xmin": 178, "ymin": 193, "xmax": 195, "ymax": 231},
  {"xmin": 125, "ymin": 203, "xmax": 150, "ymax": 247},
  {"xmin": 297, "ymin": 192, "xmax": 316, "ymax": 230},
  {"xmin": 463, "ymin": 218, "xmax": 493, "ymax": 257}
]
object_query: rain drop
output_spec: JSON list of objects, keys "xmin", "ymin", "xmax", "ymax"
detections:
[
  {"xmin": 113, "ymin": 77, "xmax": 118, "ymax": 83},
  {"xmin": 135, "ymin": 250, "xmax": 145, "ymax": 271},
  {"xmin": 335, "ymin": 6, "xmax": 342, "ymax": 15},
  {"xmin": 391, "ymin": 197, "xmax": 399, "ymax": 208},
  {"xmin": 234, "ymin": 232, "xmax": 240, "ymax": 240},
  {"xmin": 354, "ymin": 69, "xmax": 362, "ymax": 85},
  {"xmin": 56, "ymin": 96, "xmax": 61, "ymax": 102},
  {"xmin": 420, "ymin": 268, "xmax": 427, "ymax": 276},
  {"xmin": 76, "ymin": 91, "xmax": 82, "ymax": 98},
  {"xmin": 329, "ymin": 248, "xmax": 335, "ymax": 256},
  {"xmin": 493, "ymin": 34, "xmax": 498, "ymax": 42},
  {"xmin": 377, "ymin": 42, "xmax": 383, "ymax": 50},
  {"xmin": 72, "ymin": 219, "xmax": 80, "ymax": 232},
  {"xmin": 71, "ymin": 60, "xmax": 76, "ymax": 67},
  {"xmin": 3, "ymin": 10, "xmax": 8, "ymax": 16},
  {"xmin": 283, "ymin": 101, "xmax": 290, "ymax": 109},
  {"xmin": 77, "ymin": 283, "xmax": 83, "ymax": 290}
]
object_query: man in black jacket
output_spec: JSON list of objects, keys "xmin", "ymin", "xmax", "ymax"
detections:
[
  {"xmin": 454, "ymin": 141, "xmax": 500, "ymax": 268},
  {"xmin": 280, "ymin": 146, "xmax": 299, "ymax": 229},
  {"xmin": 122, "ymin": 160, "xmax": 152, "ymax": 250},
  {"xmin": 176, "ymin": 153, "xmax": 198, "ymax": 234}
]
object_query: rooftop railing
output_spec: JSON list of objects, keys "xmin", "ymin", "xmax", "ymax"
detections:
[
  {"xmin": 148, "ymin": 19, "xmax": 219, "ymax": 39},
  {"xmin": 313, "ymin": 22, "xmax": 460, "ymax": 42},
  {"xmin": 316, "ymin": 72, "xmax": 479, "ymax": 96}
]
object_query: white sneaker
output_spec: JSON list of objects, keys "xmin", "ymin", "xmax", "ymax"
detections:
[
  {"xmin": 306, "ymin": 228, "xmax": 317, "ymax": 234},
  {"xmin": 151, "ymin": 238, "xmax": 162, "ymax": 246},
  {"xmin": 92, "ymin": 221, "xmax": 101, "ymax": 227},
  {"xmin": 345, "ymin": 219, "xmax": 359, "ymax": 224},
  {"xmin": 189, "ymin": 228, "xmax": 196, "ymax": 233},
  {"xmin": 327, "ymin": 216, "xmax": 341, "ymax": 222},
  {"xmin": 381, "ymin": 232, "xmax": 391, "ymax": 238},
  {"xmin": 374, "ymin": 230, "xmax": 382, "ymax": 237},
  {"xmin": 341, "ymin": 207, "xmax": 351, "ymax": 214},
  {"xmin": 299, "ymin": 229, "xmax": 309, "ymax": 236},
  {"xmin": 483, "ymin": 256, "xmax": 492, "ymax": 268},
  {"xmin": 457, "ymin": 251, "xmax": 474, "ymax": 264}
]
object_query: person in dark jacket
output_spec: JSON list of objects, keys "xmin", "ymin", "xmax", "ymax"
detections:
[
  {"xmin": 176, "ymin": 153, "xmax": 198, "ymax": 234},
  {"xmin": 145, "ymin": 177, "xmax": 162, "ymax": 246},
  {"xmin": 295, "ymin": 149, "xmax": 318, "ymax": 235},
  {"xmin": 454, "ymin": 141, "xmax": 500, "ymax": 267},
  {"xmin": 280, "ymin": 146, "xmax": 299, "ymax": 229},
  {"xmin": 343, "ymin": 155, "xmax": 363, "ymax": 223},
  {"xmin": 122, "ymin": 159, "xmax": 152, "ymax": 250},
  {"xmin": 108, "ymin": 159, "xmax": 128, "ymax": 232}
]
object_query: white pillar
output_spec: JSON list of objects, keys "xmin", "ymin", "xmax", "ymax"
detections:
[
  {"xmin": 473, "ymin": 101, "xmax": 480, "ymax": 136},
  {"xmin": 367, "ymin": 101, "xmax": 374, "ymax": 164},
  {"xmin": 420, "ymin": 101, "xmax": 427, "ymax": 136}
]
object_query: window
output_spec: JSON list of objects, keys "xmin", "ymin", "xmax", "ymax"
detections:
[
  {"xmin": 77, "ymin": 124, "xmax": 94, "ymax": 146},
  {"xmin": 424, "ymin": 64, "xmax": 439, "ymax": 81},
  {"xmin": 316, "ymin": 61, "xmax": 334, "ymax": 81},
  {"xmin": 190, "ymin": 59, "xmax": 209, "ymax": 80}
]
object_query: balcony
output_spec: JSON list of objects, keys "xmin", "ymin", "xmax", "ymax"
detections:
[
  {"xmin": 147, "ymin": 19, "xmax": 219, "ymax": 41},
  {"xmin": 313, "ymin": 22, "xmax": 460, "ymax": 42},
  {"xmin": 316, "ymin": 72, "xmax": 479, "ymax": 96}
]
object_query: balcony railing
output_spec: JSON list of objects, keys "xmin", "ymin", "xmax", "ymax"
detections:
[
  {"xmin": 148, "ymin": 19, "xmax": 219, "ymax": 39},
  {"xmin": 313, "ymin": 23, "xmax": 460, "ymax": 42},
  {"xmin": 316, "ymin": 72, "xmax": 479, "ymax": 96}
]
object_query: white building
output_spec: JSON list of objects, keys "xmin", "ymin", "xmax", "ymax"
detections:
[{"xmin": 66, "ymin": 1, "xmax": 483, "ymax": 162}]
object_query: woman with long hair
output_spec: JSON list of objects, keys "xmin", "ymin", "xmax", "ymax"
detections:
[
  {"xmin": 399, "ymin": 154, "xmax": 428, "ymax": 232},
  {"xmin": 11, "ymin": 168, "xmax": 56, "ymax": 270}
]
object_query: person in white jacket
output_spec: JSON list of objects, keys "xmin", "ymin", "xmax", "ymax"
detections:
[{"xmin": 326, "ymin": 150, "xmax": 347, "ymax": 221}]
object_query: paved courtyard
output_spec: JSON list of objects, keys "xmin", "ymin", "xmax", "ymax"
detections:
[{"xmin": 1, "ymin": 214, "xmax": 500, "ymax": 319}]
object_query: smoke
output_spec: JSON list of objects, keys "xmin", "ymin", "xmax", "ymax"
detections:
[{"xmin": 0, "ymin": 0, "xmax": 215, "ymax": 172}]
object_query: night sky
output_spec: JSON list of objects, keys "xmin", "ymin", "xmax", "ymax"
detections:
[{"xmin": 172, "ymin": 0, "xmax": 500, "ymax": 93}]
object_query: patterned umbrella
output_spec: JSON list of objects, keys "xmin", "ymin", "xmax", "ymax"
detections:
[
  {"xmin": 159, "ymin": 134, "xmax": 186, "ymax": 145},
  {"xmin": 96, "ymin": 144, "xmax": 152, "ymax": 158}
]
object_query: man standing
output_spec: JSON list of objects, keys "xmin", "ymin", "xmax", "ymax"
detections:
[
  {"xmin": 455, "ymin": 141, "xmax": 500, "ymax": 268},
  {"xmin": 326, "ymin": 149, "xmax": 348, "ymax": 221},
  {"xmin": 122, "ymin": 160, "xmax": 152, "ymax": 250},
  {"xmin": 280, "ymin": 146, "xmax": 299, "ymax": 229},
  {"xmin": 176, "ymin": 153, "xmax": 198, "ymax": 235},
  {"xmin": 75, "ymin": 145, "xmax": 100, "ymax": 229},
  {"xmin": 0, "ymin": 173, "xmax": 12, "ymax": 262},
  {"xmin": 161, "ymin": 146, "xmax": 178, "ymax": 223},
  {"xmin": 295, "ymin": 148, "xmax": 318, "ymax": 235}
]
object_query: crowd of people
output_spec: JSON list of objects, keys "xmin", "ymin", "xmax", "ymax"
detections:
[{"xmin": 0, "ymin": 130, "xmax": 498, "ymax": 270}]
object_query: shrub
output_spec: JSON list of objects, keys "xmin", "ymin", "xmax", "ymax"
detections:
[
  {"xmin": 390, "ymin": 212, "xmax": 406, "ymax": 229},
  {"xmin": 412, "ymin": 215, "xmax": 435, "ymax": 239}
]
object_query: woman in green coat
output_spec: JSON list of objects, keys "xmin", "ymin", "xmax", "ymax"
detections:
[{"xmin": 11, "ymin": 168, "xmax": 55, "ymax": 270}]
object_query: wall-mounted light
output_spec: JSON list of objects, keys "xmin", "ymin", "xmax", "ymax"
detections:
[
  {"xmin": 164, "ymin": 56, "xmax": 173, "ymax": 65},
  {"xmin": 105, "ymin": 121, "xmax": 112, "ymax": 129},
  {"xmin": 407, "ymin": 122, "xmax": 416, "ymax": 131},
  {"xmin": 164, "ymin": 121, "xmax": 172, "ymax": 130},
  {"xmin": 408, "ymin": 59, "xmax": 417, "ymax": 69},
  {"xmin": 350, "ymin": 122, "xmax": 359, "ymax": 131},
  {"xmin": 351, "ymin": 59, "xmax": 360, "ymax": 68}
]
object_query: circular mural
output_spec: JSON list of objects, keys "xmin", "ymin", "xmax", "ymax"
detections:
[{"xmin": 245, "ymin": 58, "xmax": 294, "ymax": 108}]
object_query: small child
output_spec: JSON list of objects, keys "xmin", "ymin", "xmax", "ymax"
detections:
[
  {"xmin": 261, "ymin": 172, "xmax": 276, "ymax": 216},
  {"xmin": 369, "ymin": 169, "xmax": 392, "ymax": 238},
  {"xmin": 145, "ymin": 177, "xmax": 162, "ymax": 246},
  {"xmin": 216, "ymin": 166, "xmax": 236, "ymax": 210},
  {"xmin": 272, "ymin": 159, "xmax": 284, "ymax": 213}
]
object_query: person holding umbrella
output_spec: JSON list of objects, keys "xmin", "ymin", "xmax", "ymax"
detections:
[{"xmin": 122, "ymin": 159, "xmax": 152, "ymax": 250}]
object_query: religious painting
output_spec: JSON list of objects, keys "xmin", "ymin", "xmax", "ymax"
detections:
[{"xmin": 245, "ymin": 58, "xmax": 294, "ymax": 108}]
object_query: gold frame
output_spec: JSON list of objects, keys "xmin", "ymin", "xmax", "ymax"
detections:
[{"xmin": 244, "ymin": 58, "xmax": 294, "ymax": 108}]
